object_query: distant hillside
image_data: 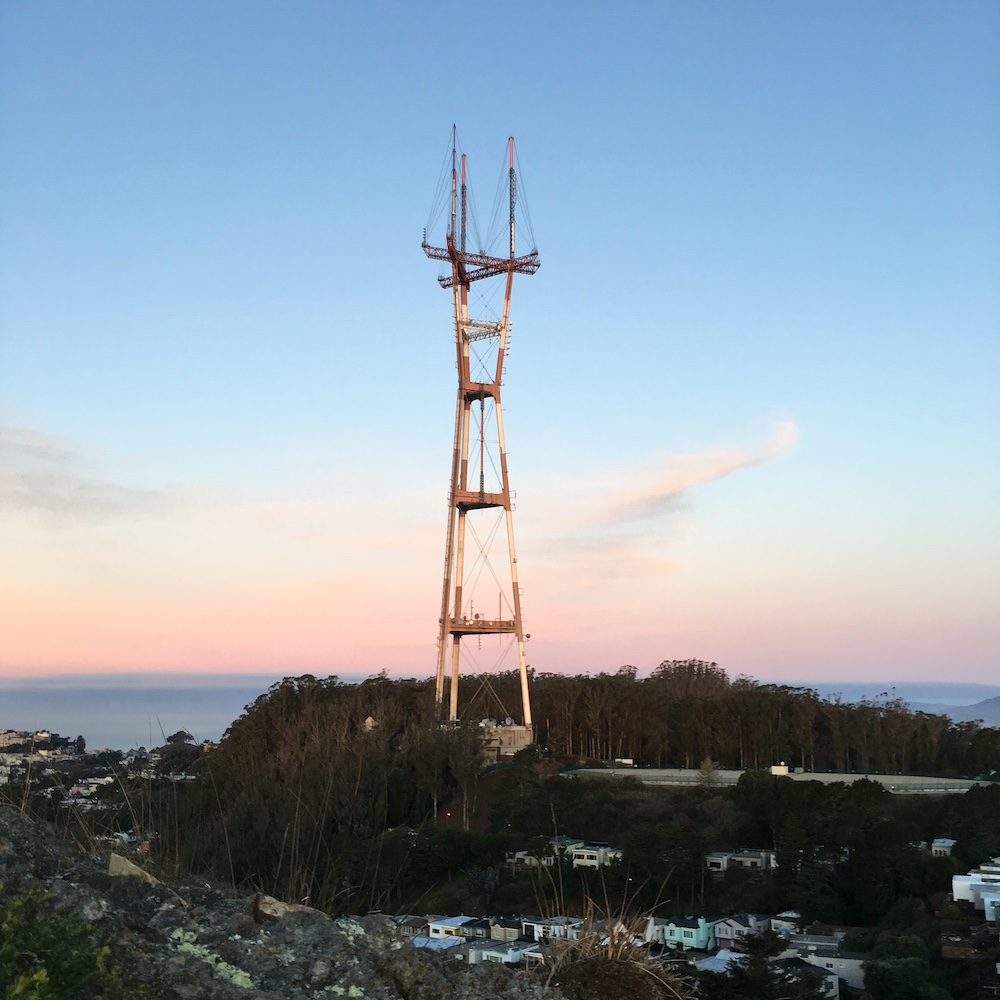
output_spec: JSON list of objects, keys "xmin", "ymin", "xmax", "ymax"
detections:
[{"xmin": 910, "ymin": 696, "xmax": 1000, "ymax": 728}]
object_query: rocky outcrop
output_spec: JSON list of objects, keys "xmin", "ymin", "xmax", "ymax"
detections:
[{"xmin": 0, "ymin": 807, "xmax": 560, "ymax": 1000}]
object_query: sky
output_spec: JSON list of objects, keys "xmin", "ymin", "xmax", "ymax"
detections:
[{"xmin": 1, "ymin": 2, "xmax": 998, "ymax": 689}]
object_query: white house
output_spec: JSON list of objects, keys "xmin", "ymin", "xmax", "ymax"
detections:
[
  {"xmin": 521, "ymin": 915, "xmax": 582, "ymax": 941},
  {"xmin": 770, "ymin": 910, "xmax": 802, "ymax": 933},
  {"xmin": 571, "ymin": 843, "xmax": 623, "ymax": 869},
  {"xmin": 795, "ymin": 949, "xmax": 866, "ymax": 992},
  {"xmin": 953, "ymin": 857, "xmax": 1000, "ymax": 913},
  {"xmin": 409, "ymin": 935, "xmax": 464, "ymax": 952},
  {"xmin": 730, "ymin": 849, "xmax": 776, "ymax": 871},
  {"xmin": 461, "ymin": 940, "xmax": 541, "ymax": 964},
  {"xmin": 932, "ymin": 838, "xmax": 957, "ymax": 857},
  {"xmin": 705, "ymin": 848, "xmax": 777, "ymax": 873},
  {"xmin": 428, "ymin": 915, "xmax": 475, "ymax": 938},
  {"xmin": 508, "ymin": 835, "xmax": 586, "ymax": 869},
  {"xmin": 714, "ymin": 914, "xmax": 771, "ymax": 951},
  {"xmin": 981, "ymin": 891, "xmax": 1000, "ymax": 922},
  {"xmin": 705, "ymin": 851, "xmax": 732, "ymax": 874},
  {"xmin": 780, "ymin": 931, "xmax": 865, "ymax": 992}
]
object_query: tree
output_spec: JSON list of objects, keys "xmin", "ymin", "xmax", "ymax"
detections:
[
  {"xmin": 491, "ymin": 745, "xmax": 546, "ymax": 837},
  {"xmin": 697, "ymin": 757, "xmax": 721, "ymax": 787},
  {"xmin": 405, "ymin": 726, "xmax": 450, "ymax": 821},
  {"xmin": 447, "ymin": 722, "xmax": 486, "ymax": 831},
  {"xmin": 697, "ymin": 930, "xmax": 827, "ymax": 1000},
  {"xmin": 165, "ymin": 730, "xmax": 194, "ymax": 746},
  {"xmin": 862, "ymin": 957, "xmax": 950, "ymax": 1000}
]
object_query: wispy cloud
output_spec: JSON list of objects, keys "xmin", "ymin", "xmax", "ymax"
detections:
[
  {"xmin": 521, "ymin": 421, "xmax": 800, "ymax": 593},
  {"xmin": 0, "ymin": 425, "xmax": 187, "ymax": 522},
  {"xmin": 600, "ymin": 420, "xmax": 800, "ymax": 526}
]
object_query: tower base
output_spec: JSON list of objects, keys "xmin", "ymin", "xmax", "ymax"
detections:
[{"xmin": 480, "ymin": 719, "xmax": 535, "ymax": 759}]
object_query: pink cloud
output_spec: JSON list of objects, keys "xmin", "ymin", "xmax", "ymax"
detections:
[{"xmin": 600, "ymin": 420, "xmax": 800, "ymax": 525}]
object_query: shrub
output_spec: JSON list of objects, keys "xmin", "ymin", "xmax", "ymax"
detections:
[{"xmin": 0, "ymin": 882, "xmax": 118, "ymax": 999}]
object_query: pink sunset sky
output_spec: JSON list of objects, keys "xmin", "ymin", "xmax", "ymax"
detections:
[
  {"xmin": 2, "ymin": 4, "xmax": 998, "ymax": 688},
  {"xmin": 1, "ymin": 418, "xmax": 995, "ymax": 685}
]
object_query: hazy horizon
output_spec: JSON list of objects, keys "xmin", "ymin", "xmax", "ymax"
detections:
[{"xmin": 2, "ymin": 670, "xmax": 998, "ymax": 752}]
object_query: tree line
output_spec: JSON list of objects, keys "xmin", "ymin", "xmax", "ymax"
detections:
[
  {"xmin": 140, "ymin": 662, "xmax": 999, "ymax": 916},
  {"xmin": 488, "ymin": 660, "xmax": 998, "ymax": 776}
]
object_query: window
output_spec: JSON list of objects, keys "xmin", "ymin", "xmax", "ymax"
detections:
[{"xmin": 683, "ymin": 930, "xmax": 694, "ymax": 939}]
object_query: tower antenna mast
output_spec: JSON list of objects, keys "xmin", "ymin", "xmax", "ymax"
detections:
[{"xmin": 423, "ymin": 131, "xmax": 539, "ymax": 746}]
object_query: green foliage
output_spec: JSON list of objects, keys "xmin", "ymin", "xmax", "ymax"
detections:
[
  {"xmin": 696, "ymin": 931, "xmax": 828, "ymax": 1000},
  {"xmin": 0, "ymin": 882, "xmax": 118, "ymax": 1000},
  {"xmin": 465, "ymin": 864, "xmax": 499, "ymax": 902},
  {"xmin": 862, "ymin": 956, "xmax": 950, "ymax": 1000},
  {"xmin": 490, "ymin": 745, "xmax": 545, "ymax": 834},
  {"xmin": 842, "ymin": 927, "xmax": 877, "ymax": 953},
  {"xmin": 144, "ymin": 668, "xmax": 998, "ymax": 927},
  {"xmin": 155, "ymin": 674, "xmax": 442, "ymax": 911},
  {"xmin": 952, "ymin": 784, "xmax": 1000, "ymax": 865}
]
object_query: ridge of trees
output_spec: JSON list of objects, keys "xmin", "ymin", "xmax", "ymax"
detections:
[{"xmin": 136, "ymin": 662, "xmax": 1000, "ymax": 919}]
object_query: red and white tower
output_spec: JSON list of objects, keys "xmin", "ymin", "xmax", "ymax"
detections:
[{"xmin": 423, "ymin": 130, "xmax": 539, "ymax": 742}]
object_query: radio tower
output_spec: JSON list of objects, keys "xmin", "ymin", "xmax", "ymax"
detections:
[{"xmin": 423, "ymin": 129, "xmax": 539, "ymax": 749}]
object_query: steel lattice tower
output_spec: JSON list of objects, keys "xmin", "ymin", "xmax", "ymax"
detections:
[{"xmin": 423, "ymin": 131, "xmax": 539, "ymax": 737}]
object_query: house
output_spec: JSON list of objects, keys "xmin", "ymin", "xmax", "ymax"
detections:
[
  {"xmin": 645, "ymin": 915, "xmax": 720, "ymax": 951},
  {"xmin": 795, "ymin": 949, "xmax": 866, "ymax": 992},
  {"xmin": 409, "ymin": 934, "xmax": 464, "ymax": 952},
  {"xmin": 776, "ymin": 957, "xmax": 838, "ymax": 998},
  {"xmin": 521, "ymin": 946, "xmax": 547, "ymax": 968},
  {"xmin": 730, "ymin": 849, "xmax": 776, "ymax": 871},
  {"xmin": 692, "ymin": 948, "xmax": 743, "ymax": 974},
  {"xmin": 770, "ymin": 910, "xmax": 802, "ymax": 933},
  {"xmin": 714, "ymin": 914, "xmax": 771, "ymax": 951},
  {"xmin": 521, "ymin": 915, "xmax": 582, "ymax": 941},
  {"xmin": 952, "ymin": 857, "xmax": 1000, "ymax": 918},
  {"xmin": 705, "ymin": 848, "xmax": 776, "ymax": 873},
  {"xmin": 705, "ymin": 851, "xmax": 732, "ymax": 874},
  {"xmin": 398, "ymin": 916, "xmax": 429, "ymax": 938},
  {"xmin": 458, "ymin": 917, "xmax": 492, "ymax": 940},
  {"xmin": 571, "ymin": 843, "xmax": 623, "ymax": 869},
  {"xmin": 550, "ymin": 835, "xmax": 586, "ymax": 856},
  {"xmin": 428, "ymin": 915, "xmax": 475, "ymax": 938},
  {"xmin": 507, "ymin": 850, "xmax": 537, "ymax": 867},
  {"xmin": 782, "ymin": 932, "xmax": 865, "ymax": 992},
  {"xmin": 932, "ymin": 838, "xmax": 957, "ymax": 857},
  {"xmin": 508, "ymin": 835, "xmax": 586, "ymax": 868},
  {"xmin": 461, "ymin": 940, "xmax": 541, "ymax": 965},
  {"xmin": 490, "ymin": 916, "xmax": 523, "ymax": 942}
]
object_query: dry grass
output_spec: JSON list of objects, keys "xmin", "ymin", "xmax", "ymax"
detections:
[
  {"xmin": 530, "ymin": 842, "xmax": 693, "ymax": 1000},
  {"xmin": 541, "ymin": 896, "xmax": 691, "ymax": 999}
]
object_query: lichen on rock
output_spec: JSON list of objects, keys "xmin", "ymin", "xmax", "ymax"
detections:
[{"xmin": 0, "ymin": 805, "xmax": 570, "ymax": 1000}]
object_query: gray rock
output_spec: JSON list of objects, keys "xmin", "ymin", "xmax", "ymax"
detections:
[{"xmin": 0, "ymin": 806, "xmax": 567, "ymax": 1000}]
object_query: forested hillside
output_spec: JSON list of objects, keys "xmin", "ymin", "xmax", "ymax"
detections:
[{"xmin": 143, "ymin": 663, "xmax": 1000, "ymax": 920}]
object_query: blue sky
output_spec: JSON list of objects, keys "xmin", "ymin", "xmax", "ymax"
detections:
[{"xmin": 1, "ymin": 2, "xmax": 997, "ymax": 684}]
